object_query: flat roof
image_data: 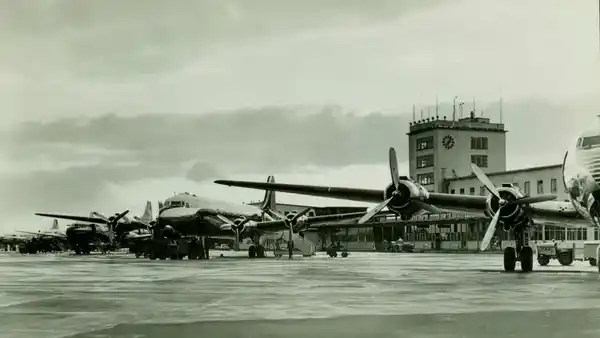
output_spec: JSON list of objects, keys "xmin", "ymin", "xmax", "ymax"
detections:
[
  {"xmin": 445, "ymin": 164, "xmax": 562, "ymax": 182},
  {"xmin": 407, "ymin": 118, "xmax": 506, "ymax": 136}
]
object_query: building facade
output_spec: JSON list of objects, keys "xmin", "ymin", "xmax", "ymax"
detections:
[{"xmin": 407, "ymin": 111, "xmax": 507, "ymax": 192}]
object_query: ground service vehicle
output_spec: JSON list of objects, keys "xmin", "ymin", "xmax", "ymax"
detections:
[
  {"xmin": 536, "ymin": 242, "xmax": 574, "ymax": 266},
  {"xmin": 583, "ymin": 241, "xmax": 600, "ymax": 266}
]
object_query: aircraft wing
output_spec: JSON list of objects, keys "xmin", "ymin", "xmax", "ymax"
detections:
[
  {"xmin": 213, "ymin": 180, "xmax": 488, "ymax": 213},
  {"xmin": 214, "ymin": 181, "xmax": 383, "ymax": 203},
  {"xmin": 16, "ymin": 231, "xmax": 67, "ymax": 239},
  {"xmin": 34, "ymin": 213, "xmax": 147, "ymax": 232},
  {"xmin": 251, "ymin": 211, "xmax": 388, "ymax": 232},
  {"xmin": 159, "ymin": 207, "xmax": 261, "ymax": 224},
  {"xmin": 34, "ymin": 213, "xmax": 108, "ymax": 224}
]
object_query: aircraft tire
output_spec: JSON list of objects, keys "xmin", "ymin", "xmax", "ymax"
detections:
[
  {"xmin": 503, "ymin": 247, "xmax": 516, "ymax": 272},
  {"xmin": 256, "ymin": 246, "xmax": 265, "ymax": 258},
  {"xmin": 520, "ymin": 247, "xmax": 533, "ymax": 272}
]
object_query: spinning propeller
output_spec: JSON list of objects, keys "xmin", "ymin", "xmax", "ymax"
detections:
[
  {"xmin": 357, "ymin": 147, "xmax": 442, "ymax": 225},
  {"xmin": 470, "ymin": 163, "xmax": 556, "ymax": 251}
]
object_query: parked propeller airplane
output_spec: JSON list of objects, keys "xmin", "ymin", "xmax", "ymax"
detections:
[
  {"xmin": 216, "ymin": 135, "xmax": 600, "ymax": 273},
  {"xmin": 149, "ymin": 175, "xmax": 381, "ymax": 260},
  {"xmin": 35, "ymin": 201, "xmax": 154, "ymax": 255}
]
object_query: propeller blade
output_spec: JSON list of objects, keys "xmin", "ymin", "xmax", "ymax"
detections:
[
  {"xmin": 358, "ymin": 197, "xmax": 393, "ymax": 224},
  {"xmin": 389, "ymin": 147, "xmax": 400, "ymax": 190},
  {"xmin": 480, "ymin": 207, "xmax": 502, "ymax": 251},
  {"xmin": 470, "ymin": 163, "xmax": 500, "ymax": 199},
  {"xmin": 509, "ymin": 195, "xmax": 557, "ymax": 205},
  {"xmin": 412, "ymin": 200, "xmax": 442, "ymax": 214},
  {"xmin": 112, "ymin": 210, "xmax": 130, "ymax": 223},
  {"xmin": 288, "ymin": 222, "xmax": 294, "ymax": 259}
]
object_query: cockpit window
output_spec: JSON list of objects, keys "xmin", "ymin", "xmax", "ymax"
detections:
[
  {"xmin": 164, "ymin": 200, "xmax": 185, "ymax": 208},
  {"xmin": 579, "ymin": 136, "xmax": 600, "ymax": 148}
]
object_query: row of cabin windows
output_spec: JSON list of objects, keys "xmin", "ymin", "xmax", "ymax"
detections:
[
  {"xmin": 416, "ymin": 136, "xmax": 489, "ymax": 151},
  {"xmin": 450, "ymin": 178, "xmax": 560, "ymax": 195}
]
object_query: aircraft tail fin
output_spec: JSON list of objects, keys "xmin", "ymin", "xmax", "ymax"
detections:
[
  {"xmin": 259, "ymin": 175, "xmax": 277, "ymax": 212},
  {"xmin": 141, "ymin": 201, "xmax": 153, "ymax": 223},
  {"xmin": 259, "ymin": 175, "xmax": 286, "ymax": 220},
  {"xmin": 51, "ymin": 219, "xmax": 59, "ymax": 231}
]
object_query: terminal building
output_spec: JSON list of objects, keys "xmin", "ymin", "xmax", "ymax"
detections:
[{"xmin": 250, "ymin": 108, "xmax": 595, "ymax": 251}]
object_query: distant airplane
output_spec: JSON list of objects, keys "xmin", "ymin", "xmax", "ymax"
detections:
[
  {"xmin": 216, "ymin": 133, "xmax": 600, "ymax": 273},
  {"xmin": 35, "ymin": 201, "xmax": 153, "ymax": 255},
  {"xmin": 2, "ymin": 219, "xmax": 67, "ymax": 253}
]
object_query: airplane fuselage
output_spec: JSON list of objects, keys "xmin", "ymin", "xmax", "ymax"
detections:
[
  {"xmin": 157, "ymin": 193, "xmax": 266, "ymax": 238},
  {"xmin": 563, "ymin": 129, "xmax": 600, "ymax": 227}
]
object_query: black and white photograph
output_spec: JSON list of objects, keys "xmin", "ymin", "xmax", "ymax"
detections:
[{"xmin": 1, "ymin": 1, "xmax": 600, "ymax": 337}]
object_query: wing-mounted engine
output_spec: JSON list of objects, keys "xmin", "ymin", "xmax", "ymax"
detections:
[
  {"xmin": 356, "ymin": 148, "xmax": 442, "ymax": 225},
  {"xmin": 484, "ymin": 186, "xmax": 529, "ymax": 231},
  {"xmin": 383, "ymin": 179, "xmax": 430, "ymax": 219},
  {"xmin": 470, "ymin": 163, "xmax": 557, "ymax": 252},
  {"xmin": 233, "ymin": 217, "xmax": 257, "ymax": 237}
]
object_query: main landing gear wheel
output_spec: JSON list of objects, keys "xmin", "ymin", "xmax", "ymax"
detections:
[
  {"xmin": 504, "ymin": 247, "xmax": 516, "ymax": 272},
  {"xmin": 520, "ymin": 246, "xmax": 533, "ymax": 272}
]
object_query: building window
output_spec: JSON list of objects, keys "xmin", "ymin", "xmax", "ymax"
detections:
[
  {"xmin": 524, "ymin": 181, "xmax": 530, "ymax": 195},
  {"xmin": 480, "ymin": 186, "xmax": 486, "ymax": 196},
  {"xmin": 459, "ymin": 188, "xmax": 465, "ymax": 195},
  {"xmin": 471, "ymin": 137, "xmax": 488, "ymax": 150},
  {"xmin": 550, "ymin": 178, "xmax": 557, "ymax": 194},
  {"xmin": 471, "ymin": 155, "xmax": 488, "ymax": 168},
  {"xmin": 416, "ymin": 136, "xmax": 434, "ymax": 151},
  {"xmin": 416, "ymin": 173, "xmax": 434, "ymax": 185},
  {"xmin": 416, "ymin": 154, "xmax": 434, "ymax": 168},
  {"xmin": 469, "ymin": 187, "xmax": 475, "ymax": 195},
  {"xmin": 537, "ymin": 180, "xmax": 544, "ymax": 194},
  {"xmin": 450, "ymin": 189, "xmax": 456, "ymax": 194}
]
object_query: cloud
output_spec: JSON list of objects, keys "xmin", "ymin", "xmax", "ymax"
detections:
[
  {"xmin": 5, "ymin": 105, "xmax": 411, "ymax": 174},
  {"xmin": 185, "ymin": 162, "xmax": 221, "ymax": 183},
  {"xmin": 1, "ymin": 0, "xmax": 598, "ymax": 125}
]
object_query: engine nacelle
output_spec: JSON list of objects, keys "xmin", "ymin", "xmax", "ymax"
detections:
[
  {"xmin": 383, "ymin": 180, "xmax": 430, "ymax": 219},
  {"xmin": 484, "ymin": 186, "xmax": 529, "ymax": 231}
]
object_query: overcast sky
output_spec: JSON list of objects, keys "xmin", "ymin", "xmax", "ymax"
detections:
[{"xmin": 1, "ymin": 0, "xmax": 599, "ymax": 231}]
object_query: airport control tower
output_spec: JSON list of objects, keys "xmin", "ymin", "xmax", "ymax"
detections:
[{"xmin": 407, "ymin": 107, "xmax": 507, "ymax": 193}]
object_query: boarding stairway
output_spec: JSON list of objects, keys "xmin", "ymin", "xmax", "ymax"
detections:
[{"xmin": 261, "ymin": 231, "xmax": 316, "ymax": 257}]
